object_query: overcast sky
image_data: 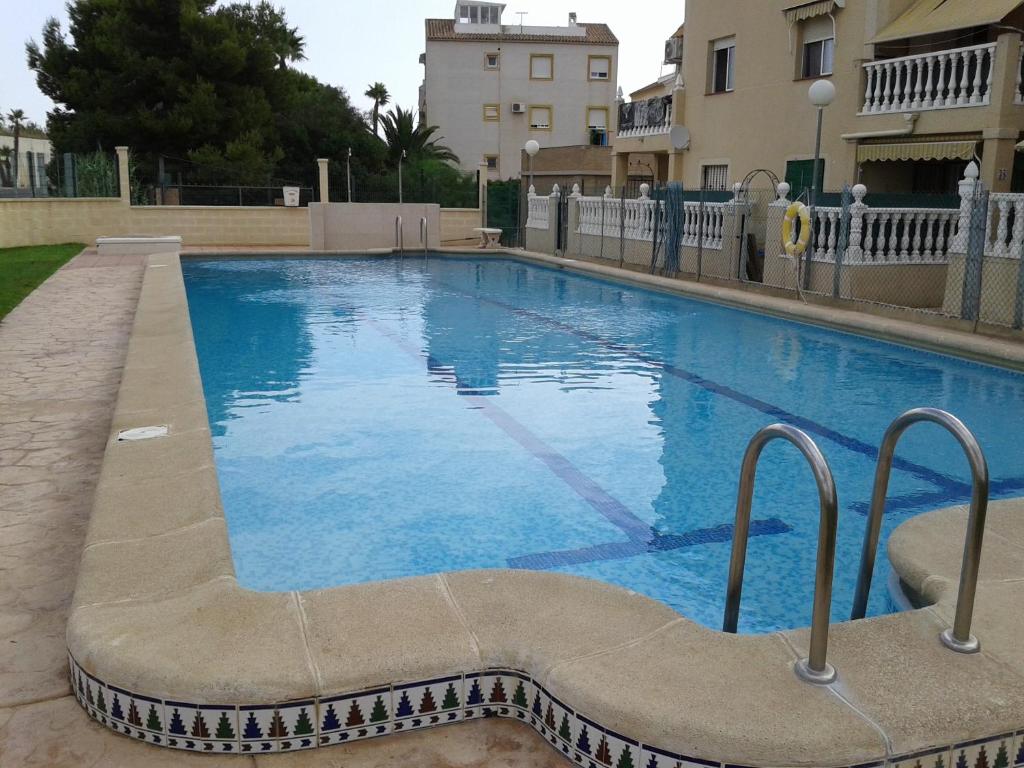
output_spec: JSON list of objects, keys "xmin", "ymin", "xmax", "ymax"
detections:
[{"xmin": 0, "ymin": 0, "xmax": 684, "ymax": 126}]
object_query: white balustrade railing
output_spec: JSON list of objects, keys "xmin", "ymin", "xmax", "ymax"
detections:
[
  {"xmin": 576, "ymin": 194, "xmax": 724, "ymax": 249},
  {"xmin": 860, "ymin": 42, "xmax": 996, "ymax": 114},
  {"xmin": 810, "ymin": 207, "xmax": 843, "ymax": 262},
  {"xmin": 526, "ymin": 194, "xmax": 549, "ymax": 230},
  {"xmin": 617, "ymin": 102, "xmax": 673, "ymax": 139},
  {"xmin": 1016, "ymin": 41, "xmax": 1024, "ymax": 105},
  {"xmin": 853, "ymin": 208, "xmax": 958, "ymax": 264},
  {"xmin": 985, "ymin": 193, "xmax": 1024, "ymax": 260}
]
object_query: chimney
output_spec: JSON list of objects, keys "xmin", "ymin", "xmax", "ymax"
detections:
[{"xmin": 568, "ymin": 12, "xmax": 577, "ymax": 25}]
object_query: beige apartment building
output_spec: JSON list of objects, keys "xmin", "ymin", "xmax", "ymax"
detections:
[
  {"xmin": 421, "ymin": 1, "xmax": 618, "ymax": 180},
  {"xmin": 611, "ymin": 0, "xmax": 1024, "ymax": 197},
  {"xmin": 0, "ymin": 132, "xmax": 52, "ymax": 192}
]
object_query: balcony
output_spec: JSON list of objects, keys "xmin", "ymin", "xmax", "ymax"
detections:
[
  {"xmin": 860, "ymin": 42, "xmax": 996, "ymax": 115},
  {"xmin": 617, "ymin": 96, "xmax": 672, "ymax": 139}
]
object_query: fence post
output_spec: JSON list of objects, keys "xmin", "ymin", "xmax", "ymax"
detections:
[
  {"xmin": 951, "ymin": 163, "xmax": 980, "ymax": 253},
  {"xmin": 317, "ymin": 158, "xmax": 330, "ymax": 203},
  {"xmin": 477, "ymin": 161, "xmax": 488, "ymax": 228},
  {"xmin": 568, "ymin": 183, "xmax": 582, "ymax": 255},
  {"xmin": 115, "ymin": 146, "xmax": 130, "ymax": 205},
  {"xmin": 547, "ymin": 185, "xmax": 561, "ymax": 254}
]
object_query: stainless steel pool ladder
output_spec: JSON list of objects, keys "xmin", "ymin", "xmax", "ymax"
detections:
[
  {"xmin": 850, "ymin": 408, "xmax": 989, "ymax": 654},
  {"xmin": 395, "ymin": 216, "xmax": 404, "ymax": 253},
  {"xmin": 420, "ymin": 217, "xmax": 428, "ymax": 256},
  {"xmin": 723, "ymin": 424, "xmax": 839, "ymax": 685}
]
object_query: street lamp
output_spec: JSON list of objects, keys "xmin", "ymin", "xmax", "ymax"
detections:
[
  {"xmin": 346, "ymin": 147, "xmax": 352, "ymax": 203},
  {"xmin": 398, "ymin": 149, "xmax": 407, "ymax": 204},
  {"xmin": 524, "ymin": 139, "xmax": 540, "ymax": 191},
  {"xmin": 805, "ymin": 79, "xmax": 835, "ymax": 287}
]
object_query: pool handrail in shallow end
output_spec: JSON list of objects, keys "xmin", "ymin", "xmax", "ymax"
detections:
[{"xmin": 67, "ymin": 250, "xmax": 1024, "ymax": 765}]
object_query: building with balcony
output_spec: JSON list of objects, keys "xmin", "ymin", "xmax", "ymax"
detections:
[
  {"xmin": 421, "ymin": 2, "xmax": 619, "ymax": 180},
  {"xmin": 618, "ymin": 0, "xmax": 1024, "ymax": 196}
]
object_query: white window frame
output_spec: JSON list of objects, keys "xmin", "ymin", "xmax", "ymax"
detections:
[
  {"xmin": 711, "ymin": 36, "xmax": 735, "ymax": 94},
  {"xmin": 802, "ymin": 36, "xmax": 834, "ymax": 78}
]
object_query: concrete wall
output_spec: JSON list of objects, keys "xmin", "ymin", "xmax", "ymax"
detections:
[
  {"xmin": 0, "ymin": 198, "xmax": 310, "ymax": 249},
  {"xmin": 943, "ymin": 253, "xmax": 1023, "ymax": 325},
  {"xmin": 309, "ymin": 203, "xmax": 441, "ymax": 250},
  {"xmin": 440, "ymin": 207, "xmax": 484, "ymax": 244},
  {"xmin": 424, "ymin": 35, "xmax": 618, "ymax": 179}
]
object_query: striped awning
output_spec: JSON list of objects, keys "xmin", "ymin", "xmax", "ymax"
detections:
[
  {"xmin": 857, "ymin": 140, "xmax": 978, "ymax": 163},
  {"xmin": 869, "ymin": 0, "xmax": 1024, "ymax": 43},
  {"xmin": 783, "ymin": 0, "xmax": 840, "ymax": 24}
]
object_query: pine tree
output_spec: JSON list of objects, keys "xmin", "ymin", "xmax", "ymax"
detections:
[
  {"xmin": 645, "ymin": 754, "xmax": 659, "ymax": 768},
  {"xmin": 532, "ymin": 692, "xmax": 543, "ymax": 717},
  {"xmin": 956, "ymin": 751, "xmax": 969, "ymax": 768},
  {"xmin": 595, "ymin": 735, "xmax": 612, "ymax": 765},
  {"xmin": 576, "ymin": 725, "xmax": 592, "ymax": 754},
  {"xmin": 168, "ymin": 708, "xmax": 186, "ymax": 736},
  {"xmin": 544, "ymin": 703, "xmax": 556, "ymax": 729},
  {"xmin": 268, "ymin": 711, "xmax": 288, "ymax": 738},
  {"xmin": 617, "ymin": 745, "xmax": 636, "ymax": 768},
  {"xmin": 467, "ymin": 679, "xmax": 483, "ymax": 705},
  {"xmin": 127, "ymin": 700, "xmax": 143, "ymax": 727},
  {"xmin": 96, "ymin": 689, "xmax": 107, "ymax": 714},
  {"xmin": 1015, "ymin": 739, "xmax": 1024, "ymax": 768},
  {"xmin": 977, "ymin": 747, "xmax": 991, "ymax": 768},
  {"xmin": 86, "ymin": 681, "xmax": 94, "ymax": 706},
  {"xmin": 395, "ymin": 691, "xmax": 414, "ymax": 718},
  {"xmin": 215, "ymin": 712, "xmax": 236, "ymax": 740},
  {"xmin": 110, "ymin": 694, "xmax": 124, "ymax": 721},
  {"xmin": 441, "ymin": 683, "xmax": 460, "ymax": 710},
  {"xmin": 369, "ymin": 695, "xmax": 388, "ymax": 723},
  {"xmin": 191, "ymin": 711, "xmax": 211, "ymax": 739},
  {"xmin": 558, "ymin": 713, "xmax": 572, "ymax": 742},
  {"xmin": 419, "ymin": 688, "xmax": 438, "ymax": 713},
  {"xmin": 146, "ymin": 704, "xmax": 162, "ymax": 732},
  {"xmin": 322, "ymin": 703, "xmax": 341, "ymax": 731},
  {"xmin": 935, "ymin": 756, "xmax": 946, "ymax": 768},
  {"xmin": 242, "ymin": 711, "xmax": 262, "ymax": 739},
  {"xmin": 345, "ymin": 700, "xmax": 364, "ymax": 727},
  {"xmin": 992, "ymin": 744, "xmax": 1009, "ymax": 768},
  {"xmin": 512, "ymin": 681, "xmax": 527, "ymax": 708},
  {"xmin": 489, "ymin": 678, "xmax": 508, "ymax": 703},
  {"xmin": 292, "ymin": 708, "xmax": 314, "ymax": 736}
]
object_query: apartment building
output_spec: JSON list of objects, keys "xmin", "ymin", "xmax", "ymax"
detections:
[
  {"xmin": 0, "ymin": 132, "xmax": 52, "ymax": 192},
  {"xmin": 611, "ymin": 0, "xmax": 1024, "ymax": 196},
  {"xmin": 421, "ymin": 2, "xmax": 618, "ymax": 179}
]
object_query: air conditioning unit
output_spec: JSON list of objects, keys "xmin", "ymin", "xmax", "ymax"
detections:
[
  {"xmin": 664, "ymin": 37, "xmax": 684, "ymax": 65},
  {"xmin": 511, "ymin": 102, "xmax": 526, "ymax": 114}
]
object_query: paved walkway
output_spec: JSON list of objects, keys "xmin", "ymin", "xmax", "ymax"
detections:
[{"xmin": 0, "ymin": 251, "xmax": 565, "ymax": 767}]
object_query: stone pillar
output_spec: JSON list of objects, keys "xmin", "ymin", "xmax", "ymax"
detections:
[
  {"xmin": 610, "ymin": 152, "xmax": 629, "ymax": 190},
  {"xmin": 567, "ymin": 183, "xmax": 582, "ymax": 254},
  {"xmin": 980, "ymin": 135, "xmax": 1017, "ymax": 193},
  {"xmin": 478, "ymin": 161, "xmax": 488, "ymax": 227},
  {"xmin": 845, "ymin": 184, "xmax": 868, "ymax": 262},
  {"xmin": 317, "ymin": 158, "xmax": 329, "ymax": 203},
  {"xmin": 545, "ymin": 185, "xmax": 561, "ymax": 254},
  {"xmin": 950, "ymin": 162, "xmax": 980, "ymax": 253},
  {"xmin": 943, "ymin": 162, "xmax": 981, "ymax": 316},
  {"xmin": 115, "ymin": 146, "xmax": 130, "ymax": 205},
  {"xmin": 763, "ymin": 182, "xmax": 796, "ymax": 289}
]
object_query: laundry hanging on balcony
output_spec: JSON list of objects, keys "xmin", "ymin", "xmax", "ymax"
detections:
[{"xmin": 617, "ymin": 96, "xmax": 672, "ymax": 132}]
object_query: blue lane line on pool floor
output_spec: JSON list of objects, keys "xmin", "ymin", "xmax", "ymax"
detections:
[{"xmin": 439, "ymin": 283, "xmax": 972, "ymax": 497}]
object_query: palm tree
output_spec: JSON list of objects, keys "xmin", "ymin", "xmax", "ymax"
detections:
[
  {"xmin": 364, "ymin": 83, "xmax": 390, "ymax": 137},
  {"xmin": 380, "ymin": 105, "xmax": 459, "ymax": 164},
  {"xmin": 6, "ymin": 109, "xmax": 24, "ymax": 188}
]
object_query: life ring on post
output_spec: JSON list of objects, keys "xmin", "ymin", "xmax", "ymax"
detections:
[{"xmin": 781, "ymin": 202, "xmax": 811, "ymax": 257}]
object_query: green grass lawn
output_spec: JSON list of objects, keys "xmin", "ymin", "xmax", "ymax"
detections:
[{"xmin": 0, "ymin": 243, "xmax": 85, "ymax": 320}]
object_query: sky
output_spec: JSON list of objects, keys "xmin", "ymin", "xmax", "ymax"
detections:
[{"xmin": 0, "ymin": 0, "xmax": 684, "ymax": 126}]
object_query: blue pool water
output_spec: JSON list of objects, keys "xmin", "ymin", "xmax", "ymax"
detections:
[{"xmin": 182, "ymin": 256, "xmax": 1024, "ymax": 633}]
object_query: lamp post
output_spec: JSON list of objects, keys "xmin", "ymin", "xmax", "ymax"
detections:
[
  {"xmin": 398, "ymin": 149, "xmax": 406, "ymax": 204},
  {"xmin": 524, "ymin": 139, "xmax": 539, "ymax": 191},
  {"xmin": 805, "ymin": 79, "xmax": 836, "ymax": 288},
  {"xmin": 346, "ymin": 147, "xmax": 352, "ymax": 203}
]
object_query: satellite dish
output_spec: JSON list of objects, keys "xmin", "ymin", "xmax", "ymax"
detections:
[{"xmin": 669, "ymin": 125, "xmax": 690, "ymax": 151}]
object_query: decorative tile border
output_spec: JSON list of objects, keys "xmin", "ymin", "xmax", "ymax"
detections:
[{"xmin": 68, "ymin": 652, "xmax": 1024, "ymax": 767}]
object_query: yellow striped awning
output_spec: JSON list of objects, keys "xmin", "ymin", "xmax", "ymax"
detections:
[
  {"xmin": 857, "ymin": 140, "xmax": 978, "ymax": 163},
  {"xmin": 869, "ymin": 0, "xmax": 1024, "ymax": 44},
  {"xmin": 783, "ymin": 0, "xmax": 839, "ymax": 24}
]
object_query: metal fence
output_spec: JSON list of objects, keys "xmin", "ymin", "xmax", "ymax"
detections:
[{"xmin": 522, "ymin": 165, "xmax": 1024, "ymax": 334}]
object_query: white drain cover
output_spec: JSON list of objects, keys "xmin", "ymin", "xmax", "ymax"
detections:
[{"xmin": 116, "ymin": 425, "xmax": 169, "ymax": 442}]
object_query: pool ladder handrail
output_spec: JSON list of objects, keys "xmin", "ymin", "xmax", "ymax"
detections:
[
  {"xmin": 420, "ymin": 216, "xmax": 428, "ymax": 257},
  {"xmin": 850, "ymin": 407, "xmax": 989, "ymax": 654},
  {"xmin": 395, "ymin": 216, "xmax": 404, "ymax": 253},
  {"xmin": 723, "ymin": 424, "xmax": 839, "ymax": 685}
]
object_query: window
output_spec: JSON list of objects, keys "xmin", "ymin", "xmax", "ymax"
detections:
[
  {"xmin": 459, "ymin": 4, "xmax": 500, "ymax": 24},
  {"xmin": 586, "ymin": 107, "xmax": 608, "ymax": 130},
  {"xmin": 801, "ymin": 17, "xmax": 834, "ymax": 78},
  {"xmin": 483, "ymin": 104, "xmax": 500, "ymax": 121},
  {"xmin": 530, "ymin": 54, "xmax": 554, "ymax": 80},
  {"xmin": 485, "ymin": 155, "xmax": 499, "ymax": 172},
  {"xmin": 711, "ymin": 36, "xmax": 735, "ymax": 93},
  {"xmin": 588, "ymin": 56, "xmax": 611, "ymax": 80},
  {"xmin": 785, "ymin": 159, "xmax": 825, "ymax": 202},
  {"xmin": 485, "ymin": 52, "xmax": 500, "ymax": 69},
  {"xmin": 702, "ymin": 164, "xmax": 729, "ymax": 191},
  {"xmin": 529, "ymin": 105, "xmax": 552, "ymax": 129}
]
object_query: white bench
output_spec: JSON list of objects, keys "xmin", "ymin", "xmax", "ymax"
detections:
[{"xmin": 472, "ymin": 227, "xmax": 502, "ymax": 249}]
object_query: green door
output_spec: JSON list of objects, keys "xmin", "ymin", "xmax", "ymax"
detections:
[{"xmin": 785, "ymin": 159, "xmax": 825, "ymax": 202}]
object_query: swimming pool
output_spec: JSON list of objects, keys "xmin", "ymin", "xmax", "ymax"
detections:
[{"xmin": 182, "ymin": 255, "xmax": 1024, "ymax": 633}]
